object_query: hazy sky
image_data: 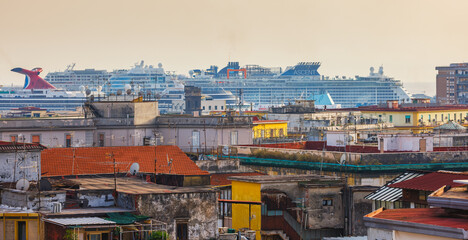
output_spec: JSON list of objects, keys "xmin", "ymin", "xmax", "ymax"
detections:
[{"xmin": 1, "ymin": 0, "xmax": 468, "ymax": 96}]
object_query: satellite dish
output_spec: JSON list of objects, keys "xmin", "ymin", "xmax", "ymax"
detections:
[
  {"xmin": 85, "ymin": 89, "xmax": 91, "ymax": 96},
  {"xmin": 129, "ymin": 163, "xmax": 140, "ymax": 176},
  {"xmin": 117, "ymin": 90, "xmax": 122, "ymax": 96},
  {"xmin": 16, "ymin": 179, "xmax": 30, "ymax": 191},
  {"xmin": 79, "ymin": 85, "xmax": 86, "ymax": 93},
  {"xmin": 158, "ymin": 63, "xmax": 163, "ymax": 68},
  {"xmin": 222, "ymin": 145, "xmax": 230, "ymax": 155},
  {"xmin": 97, "ymin": 86, "xmax": 103, "ymax": 92},
  {"xmin": 126, "ymin": 89, "xmax": 132, "ymax": 95}
]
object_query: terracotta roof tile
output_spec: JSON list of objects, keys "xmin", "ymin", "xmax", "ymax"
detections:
[
  {"xmin": 388, "ymin": 171, "xmax": 468, "ymax": 191},
  {"xmin": 210, "ymin": 172, "xmax": 266, "ymax": 186},
  {"xmin": 41, "ymin": 146, "xmax": 209, "ymax": 177}
]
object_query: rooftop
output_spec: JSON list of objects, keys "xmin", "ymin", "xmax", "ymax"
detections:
[
  {"xmin": 0, "ymin": 141, "xmax": 45, "ymax": 152},
  {"xmin": 388, "ymin": 171, "xmax": 468, "ymax": 191},
  {"xmin": 41, "ymin": 145, "xmax": 209, "ymax": 177},
  {"xmin": 365, "ymin": 208, "xmax": 468, "ymax": 231},
  {"xmin": 365, "ymin": 171, "xmax": 427, "ymax": 202},
  {"xmin": 44, "ymin": 217, "xmax": 116, "ymax": 227},
  {"xmin": 228, "ymin": 174, "xmax": 341, "ymax": 184},
  {"xmin": 428, "ymin": 183, "xmax": 468, "ymax": 210},
  {"xmin": 69, "ymin": 177, "xmax": 215, "ymax": 195},
  {"xmin": 210, "ymin": 172, "xmax": 266, "ymax": 186}
]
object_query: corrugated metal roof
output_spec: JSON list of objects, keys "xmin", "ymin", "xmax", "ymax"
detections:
[
  {"xmin": 388, "ymin": 171, "xmax": 468, "ymax": 191},
  {"xmin": 433, "ymin": 121, "xmax": 466, "ymax": 130},
  {"xmin": 365, "ymin": 171, "xmax": 426, "ymax": 202},
  {"xmin": 45, "ymin": 217, "xmax": 116, "ymax": 226}
]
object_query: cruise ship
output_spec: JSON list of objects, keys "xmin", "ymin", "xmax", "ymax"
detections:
[
  {"xmin": 105, "ymin": 61, "xmax": 237, "ymax": 114},
  {"xmin": 184, "ymin": 62, "xmax": 412, "ymax": 109},
  {"xmin": 45, "ymin": 63, "xmax": 112, "ymax": 91},
  {"xmin": 0, "ymin": 67, "xmax": 91, "ymax": 111}
]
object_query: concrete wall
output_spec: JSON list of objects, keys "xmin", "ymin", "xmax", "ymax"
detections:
[
  {"xmin": 78, "ymin": 191, "xmax": 115, "ymax": 208},
  {"xmin": 134, "ymin": 101, "xmax": 159, "ymax": 125},
  {"xmin": 1, "ymin": 130, "xmax": 91, "ymax": 148},
  {"xmin": 379, "ymin": 134, "xmax": 433, "ymax": 152},
  {"xmin": 327, "ymin": 132, "xmax": 357, "ymax": 146},
  {"xmin": 127, "ymin": 191, "xmax": 218, "ymax": 240},
  {"xmin": 367, "ymin": 227, "xmax": 393, "ymax": 240},
  {"xmin": 156, "ymin": 127, "xmax": 253, "ymax": 151},
  {"xmin": 1, "ymin": 189, "xmax": 66, "ymax": 211},
  {"xmin": 0, "ymin": 150, "xmax": 41, "ymax": 182},
  {"xmin": 305, "ymin": 186, "xmax": 344, "ymax": 230}
]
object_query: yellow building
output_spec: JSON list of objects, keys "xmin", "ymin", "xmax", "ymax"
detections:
[
  {"xmin": 231, "ymin": 179, "xmax": 262, "ymax": 240},
  {"xmin": 0, "ymin": 212, "xmax": 41, "ymax": 240},
  {"xmin": 359, "ymin": 103, "xmax": 468, "ymax": 132},
  {"xmin": 253, "ymin": 120, "xmax": 288, "ymax": 139}
]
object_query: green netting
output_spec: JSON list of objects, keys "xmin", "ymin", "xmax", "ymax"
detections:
[{"xmin": 105, "ymin": 212, "xmax": 149, "ymax": 225}]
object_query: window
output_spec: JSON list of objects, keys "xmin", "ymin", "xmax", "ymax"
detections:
[
  {"xmin": 442, "ymin": 114, "xmax": 444, "ymax": 121},
  {"xmin": 405, "ymin": 115, "xmax": 411, "ymax": 123},
  {"xmin": 230, "ymin": 131, "xmax": 238, "ymax": 145},
  {"xmin": 215, "ymin": 106, "xmax": 218, "ymax": 110},
  {"xmin": 88, "ymin": 233, "xmax": 101, "ymax": 240},
  {"xmin": 65, "ymin": 134, "xmax": 72, "ymax": 148},
  {"xmin": 389, "ymin": 115, "xmax": 393, "ymax": 123},
  {"xmin": 322, "ymin": 198, "xmax": 333, "ymax": 206},
  {"xmin": 202, "ymin": 106, "xmax": 205, "ymax": 110},
  {"xmin": 221, "ymin": 106, "xmax": 224, "ymax": 110},
  {"xmin": 209, "ymin": 106, "xmax": 211, "ymax": 110},
  {"xmin": 279, "ymin": 129, "xmax": 284, "ymax": 137},
  {"xmin": 99, "ymin": 133, "xmax": 105, "ymax": 147},
  {"xmin": 31, "ymin": 135, "xmax": 40, "ymax": 144},
  {"xmin": 435, "ymin": 114, "xmax": 437, "ymax": 121},
  {"xmin": 454, "ymin": 113, "xmax": 456, "ymax": 121},
  {"xmin": 191, "ymin": 131, "xmax": 200, "ymax": 151},
  {"xmin": 16, "ymin": 221, "xmax": 26, "ymax": 240}
]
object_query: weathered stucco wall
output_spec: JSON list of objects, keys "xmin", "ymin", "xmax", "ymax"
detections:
[
  {"xmin": 0, "ymin": 151, "xmax": 41, "ymax": 182},
  {"xmin": 78, "ymin": 191, "xmax": 115, "ymax": 207},
  {"xmin": 306, "ymin": 186, "xmax": 344, "ymax": 230},
  {"xmin": 128, "ymin": 191, "xmax": 218, "ymax": 240},
  {"xmin": 1, "ymin": 189, "xmax": 66, "ymax": 211},
  {"xmin": 237, "ymin": 146, "xmax": 468, "ymax": 166}
]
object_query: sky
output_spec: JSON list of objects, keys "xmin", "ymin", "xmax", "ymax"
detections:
[{"xmin": 1, "ymin": 0, "xmax": 468, "ymax": 96}]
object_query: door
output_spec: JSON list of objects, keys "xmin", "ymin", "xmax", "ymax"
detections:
[
  {"xmin": 176, "ymin": 223, "xmax": 188, "ymax": 240},
  {"xmin": 191, "ymin": 131, "xmax": 200, "ymax": 152},
  {"xmin": 419, "ymin": 139, "xmax": 427, "ymax": 152}
]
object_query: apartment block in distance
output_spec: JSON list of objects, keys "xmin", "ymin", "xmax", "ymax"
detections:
[{"xmin": 436, "ymin": 63, "xmax": 468, "ymax": 104}]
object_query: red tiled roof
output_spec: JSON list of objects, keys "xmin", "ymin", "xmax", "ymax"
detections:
[
  {"xmin": 388, "ymin": 171, "xmax": 468, "ymax": 191},
  {"xmin": 0, "ymin": 141, "xmax": 45, "ymax": 151},
  {"xmin": 210, "ymin": 172, "xmax": 266, "ymax": 186},
  {"xmin": 41, "ymin": 146, "xmax": 209, "ymax": 177},
  {"xmin": 368, "ymin": 208, "xmax": 468, "ymax": 230}
]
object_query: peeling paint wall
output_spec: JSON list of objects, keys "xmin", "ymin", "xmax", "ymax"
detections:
[
  {"xmin": 78, "ymin": 191, "xmax": 115, "ymax": 207},
  {"xmin": 135, "ymin": 191, "xmax": 218, "ymax": 240},
  {"xmin": 306, "ymin": 186, "xmax": 344, "ymax": 230},
  {"xmin": 0, "ymin": 151, "xmax": 41, "ymax": 182},
  {"xmin": 1, "ymin": 189, "xmax": 66, "ymax": 211}
]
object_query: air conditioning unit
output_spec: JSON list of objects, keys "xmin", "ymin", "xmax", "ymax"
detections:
[{"xmin": 52, "ymin": 202, "xmax": 62, "ymax": 213}]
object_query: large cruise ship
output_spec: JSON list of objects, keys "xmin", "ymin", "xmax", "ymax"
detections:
[
  {"xmin": 184, "ymin": 62, "xmax": 412, "ymax": 108},
  {"xmin": 0, "ymin": 67, "xmax": 90, "ymax": 111},
  {"xmin": 105, "ymin": 61, "xmax": 237, "ymax": 114},
  {"xmin": 45, "ymin": 63, "xmax": 112, "ymax": 91}
]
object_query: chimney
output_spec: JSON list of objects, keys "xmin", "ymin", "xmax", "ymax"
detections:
[{"xmin": 387, "ymin": 100, "xmax": 399, "ymax": 109}]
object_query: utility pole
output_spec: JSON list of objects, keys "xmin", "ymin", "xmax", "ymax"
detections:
[{"xmin": 107, "ymin": 152, "xmax": 117, "ymax": 206}]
